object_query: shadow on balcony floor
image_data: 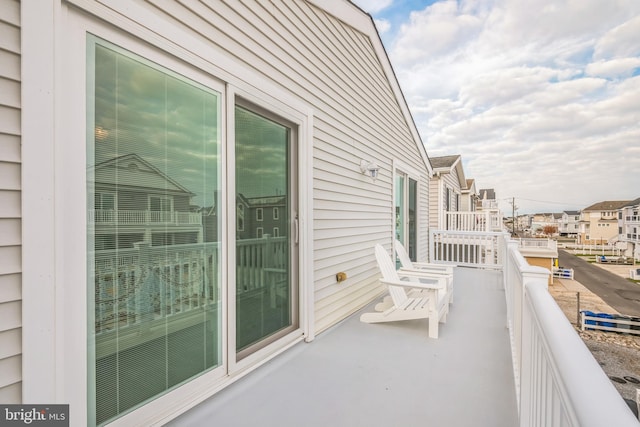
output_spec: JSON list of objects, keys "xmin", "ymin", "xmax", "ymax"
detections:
[{"xmin": 167, "ymin": 268, "xmax": 518, "ymax": 427}]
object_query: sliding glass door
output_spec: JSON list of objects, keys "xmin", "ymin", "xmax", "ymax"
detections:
[
  {"xmin": 88, "ymin": 40, "xmax": 222, "ymax": 425},
  {"xmin": 395, "ymin": 171, "xmax": 418, "ymax": 262},
  {"xmin": 234, "ymin": 103, "xmax": 299, "ymax": 360},
  {"xmin": 87, "ymin": 37, "xmax": 301, "ymax": 426}
]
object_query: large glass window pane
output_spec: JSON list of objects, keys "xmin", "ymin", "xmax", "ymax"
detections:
[
  {"xmin": 235, "ymin": 105, "xmax": 295, "ymax": 357},
  {"xmin": 88, "ymin": 41, "xmax": 221, "ymax": 426}
]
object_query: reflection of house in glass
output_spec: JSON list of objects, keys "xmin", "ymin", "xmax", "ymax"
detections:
[
  {"xmin": 91, "ymin": 154, "xmax": 204, "ymax": 249},
  {"xmin": 237, "ymin": 194, "xmax": 287, "ymax": 239},
  {"xmin": 90, "ymin": 155, "xmax": 288, "ymax": 339},
  {"xmin": 90, "ymin": 154, "xmax": 219, "ymax": 335}
]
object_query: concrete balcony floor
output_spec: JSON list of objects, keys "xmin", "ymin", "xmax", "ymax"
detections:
[{"xmin": 168, "ymin": 267, "xmax": 518, "ymax": 427}]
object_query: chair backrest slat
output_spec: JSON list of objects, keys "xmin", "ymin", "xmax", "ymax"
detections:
[
  {"xmin": 394, "ymin": 240, "xmax": 414, "ymax": 269},
  {"xmin": 375, "ymin": 244, "xmax": 408, "ymax": 307}
]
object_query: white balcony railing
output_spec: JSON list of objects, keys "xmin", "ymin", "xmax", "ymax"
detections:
[
  {"xmin": 429, "ymin": 229, "xmax": 505, "ymax": 268},
  {"xmin": 478, "ymin": 199, "xmax": 499, "ymax": 210},
  {"xmin": 89, "ymin": 209, "xmax": 203, "ymax": 225},
  {"xmin": 431, "ymin": 230, "xmax": 639, "ymax": 426},
  {"xmin": 444, "ymin": 211, "xmax": 503, "ymax": 232}
]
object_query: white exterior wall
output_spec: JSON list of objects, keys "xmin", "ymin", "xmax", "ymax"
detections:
[
  {"xmin": 15, "ymin": 1, "xmax": 432, "ymax": 419},
  {"xmin": 93, "ymin": 0, "xmax": 435, "ymax": 334},
  {"xmin": 139, "ymin": 0, "xmax": 431, "ymax": 334},
  {"xmin": 0, "ymin": 0, "xmax": 22, "ymax": 404},
  {"xmin": 429, "ymin": 177, "xmax": 439, "ymax": 230}
]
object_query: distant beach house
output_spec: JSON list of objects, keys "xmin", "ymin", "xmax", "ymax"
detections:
[
  {"xmin": 461, "ymin": 178, "xmax": 479, "ymax": 212},
  {"xmin": 618, "ymin": 198, "xmax": 640, "ymax": 259},
  {"xmin": 3, "ymin": 1, "xmax": 438, "ymax": 425},
  {"xmin": 558, "ymin": 210, "xmax": 580, "ymax": 237},
  {"xmin": 428, "ymin": 154, "xmax": 467, "ymax": 230},
  {"xmin": 530, "ymin": 213, "xmax": 557, "ymax": 234},
  {"xmin": 578, "ymin": 200, "xmax": 630, "ymax": 245},
  {"xmin": 477, "ymin": 187, "xmax": 498, "ymax": 210}
]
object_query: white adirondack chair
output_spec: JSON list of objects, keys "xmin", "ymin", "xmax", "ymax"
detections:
[
  {"xmin": 360, "ymin": 244, "xmax": 450, "ymax": 338},
  {"xmin": 395, "ymin": 240, "xmax": 454, "ymax": 305}
]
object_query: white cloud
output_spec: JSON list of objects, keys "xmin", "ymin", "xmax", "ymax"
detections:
[
  {"xmin": 393, "ymin": 1, "xmax": 484, "ymax": 63},
  {"xmin": 594, "ymin": 15, "xmax": 640, "ymax": 60},
  {"xmin": 374, "ymin": 18, "xmax": 391, "ymax": 34},
  {"xmin": 363, "ymin": 0, "xmax": 640, "ymax": 212},
  {"xmin": 351, "ymin": 0, "xmax": 393, "ymax": 14},
  {"xmin": 586, "ymin": 58, "xmax": 640, "ymax": 78}
]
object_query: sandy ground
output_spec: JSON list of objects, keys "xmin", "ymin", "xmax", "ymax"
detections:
[{"xmin": 548, "ymin": 262, "xmax": 640, "ymax": 414}]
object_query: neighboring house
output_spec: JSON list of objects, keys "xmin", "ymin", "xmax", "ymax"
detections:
[
  {"xmin": 516, "ymin": 214, "xmax": 532, "ymax": 232},
  {"xmin": 530, "ymin": 213, "xmax": 557, "ymax": 234},
  {"xmin": 476, "ymin": 188, "xmax": 499, "ymax": 212},
  {"xmin": 558, "ymin": 210, "xmax": 580, "ymax": 237},
  {"xmin": 236, "ymin": 194, "xmax": 287, "ymax": 239},
  {"xmin": 460, "ymin": 178, "xmax": 478, "ymax": 212},
  {"xmin": 4, "ymin": 2, "xmax": 437, "ymax": 426},
  {"xmin": 618, "ymin": 198, "xmax": 640, "ymax": 260},
  {"xmin": 578, "ymin": 201, "xmax": 630, "ymax": 245},
  {"xmin": 428, "ymin": 154, "xmax": 467, "ymax": 230}
]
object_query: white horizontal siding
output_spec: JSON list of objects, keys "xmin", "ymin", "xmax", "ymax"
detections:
[
  {"xmin": 0, "ymin": 48, "xmax": 20, "ymax": 82},
  {"xmin": 0, "ymin": 0, "xmax": 21, "ymax": 404},
  {"xmin": 0, "ymin": 78, "xmax": 20, "ymax": 109},
  {"xmin": 0, "ymin": 134, "xmax": 20, "ymax": 163},
  {"xmin": 0, "ymin": 300, "xmax": 21, "ymax": 332},
  {"xmin": 0, "ymin": 273, "xmax": 21, "ymax": 304},
  {"xmin": 429, "ymin": 179, "xmax": 440, "ymax": 230},
  {"xmin": 0, "ymin": 219, "xmax": 20, "ymax": 246},
  {"xmin": 0, "ymin": 18, "xmax": 20, "ymax": 55},
  {"xmin": 0, "ymin": 354, "xmax": 21, "ymax": 393},
  {"xmin": 0, "ymin": 190, "xmax": 20, "ymax": 217},
  {"xmin": 0, "ymin": 328, "xmax": 21, "ymax": 360},
  {"xmin": 418, "ymin": 179, "xmax": 430, "ymax": 261},
  {"xmin": 70, "ymin": 0, "xmax": 430, "ymax": 337},
  {"xmin": 0, "ymin": 382, "xmax": 20, "ymax": 403},
  {"xmin": 0, "ymin": 105, "xmax": 20, "ymax": 135},
  {"xmin": 0, "ymin": 161, "xmax": 20, "ymax": 190}
]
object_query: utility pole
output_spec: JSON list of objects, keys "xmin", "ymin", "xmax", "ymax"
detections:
[{"xmin": 510, "ymin": 197, "xmax": 518, "ymax": 236}]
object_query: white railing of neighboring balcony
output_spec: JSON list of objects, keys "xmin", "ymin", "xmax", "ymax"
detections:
[
  {"xmin": 429, "ymin": 230, "xmax": 506, "ymax": 268},
  {"xmin": 443, "ymin": 211, "xmax": 503, "ymax": 232}
]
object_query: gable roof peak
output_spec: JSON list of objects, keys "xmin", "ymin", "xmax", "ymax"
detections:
[{"xmin": 583, "ymin": 200, "xmax": 631, "ymax": 211}]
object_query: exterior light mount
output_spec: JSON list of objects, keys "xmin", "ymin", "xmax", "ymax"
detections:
[{"xmin": 360, "ymin": 160, "xmax": 380, "ymax": 181}]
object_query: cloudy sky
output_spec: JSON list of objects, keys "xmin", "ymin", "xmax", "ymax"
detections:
[{"xmin": 353, "ymin": 0, "xmax": 640, "ymax": 214}]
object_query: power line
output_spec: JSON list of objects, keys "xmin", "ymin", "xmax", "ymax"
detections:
[{"xmin": 501, "ymin": 197, "xmax": 584, "ymax": 207}]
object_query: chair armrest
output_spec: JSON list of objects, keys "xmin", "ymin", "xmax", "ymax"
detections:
[
  {"xmin": 380, "ymin": 276, "xmax": 446, "ymax": 290},
  {"xmin": 397, "ymin": 270, "xmax": 447, "ymax": 283},
  {"xmin": 380, "ymin": 278, "xmax": 444, "ymax": 290},
  {"xmin": 411, "ymin": 262, "xmax": 455, "ymax": 271},
  {"xmin": 398, "ymin": 267, "xmax": 451, "ymax": 277}
]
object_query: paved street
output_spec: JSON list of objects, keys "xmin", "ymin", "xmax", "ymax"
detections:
[{"xmin": 558, "ymin": 250, "xmax": 640, "ymax": 317}]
